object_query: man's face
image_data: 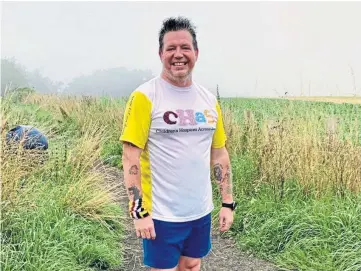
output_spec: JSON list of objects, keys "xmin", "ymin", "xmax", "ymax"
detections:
[{"xmin": 159, "ymin": 30, "xmax": 199, "ymax": 82}]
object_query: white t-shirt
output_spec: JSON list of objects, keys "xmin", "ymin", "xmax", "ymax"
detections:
[{"xmin": 120, "ymin": 76, "xmax": 227, "ymax": 222}]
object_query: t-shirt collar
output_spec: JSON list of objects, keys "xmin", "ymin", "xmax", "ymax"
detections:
[{"xmin": 159, "ymin": 76, "xmax": 194, "ymax": 92}]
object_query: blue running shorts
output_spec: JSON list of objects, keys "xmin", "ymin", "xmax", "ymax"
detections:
[{"xmin": 143, "ymin": 212, "xmax": 212, "ymax": 269}]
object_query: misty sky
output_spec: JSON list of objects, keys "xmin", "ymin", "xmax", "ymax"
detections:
[{"xmin": 2, "ymin": 1, "xmax": 361, "ymax": 97}]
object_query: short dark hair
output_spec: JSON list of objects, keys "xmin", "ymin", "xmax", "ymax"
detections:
[{"xmin": 158, "ymin": 16, "xmax": 198, "ymax": 53}]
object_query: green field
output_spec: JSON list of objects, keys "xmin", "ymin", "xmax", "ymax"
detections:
[
  {"xmin": 218, "ymin": 97, "xmax": 361, "ymax": 271},
  {"xmin": 1, "ymin": 89, "xmax": 360, "ymax": 271}
]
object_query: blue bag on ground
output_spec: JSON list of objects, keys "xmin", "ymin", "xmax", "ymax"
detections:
[{"xmin": 6, "ymin": 125, "xmax": 48, "ymax": 150}]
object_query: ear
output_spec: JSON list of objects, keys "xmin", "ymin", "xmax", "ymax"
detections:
[{"xmin": 195, "ymin": 48, "xmax": 199, "ymax": 61}]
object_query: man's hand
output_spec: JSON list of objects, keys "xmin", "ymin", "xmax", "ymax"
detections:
[
  {"xmin": 134, "ymin": 216, "xmax": 156, "ymax": 240},
  {"xmin": 219, "ymin": 207, "xmax": 234, "ymax": 232}
]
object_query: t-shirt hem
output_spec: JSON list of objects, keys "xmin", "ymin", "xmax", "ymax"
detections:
[
  {"xmin": 211, "ymin": 142, "xmax": 226, "ymax": 148},
  {"xmin": 151, "ymin": 206, "xmax": 214, "ymax": 223}
]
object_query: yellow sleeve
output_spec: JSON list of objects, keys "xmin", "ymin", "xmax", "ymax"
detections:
[
  {"xmin": 120, "ymin": 91, "xmax": 152, "ymax": 149},
  {"xmin": 211, "ymin": 101, "xmax": 227, "ymax": 148}
]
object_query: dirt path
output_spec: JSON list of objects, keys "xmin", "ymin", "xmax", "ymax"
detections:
[{"xmin": 99, "ymin": 163, "xmax": 278, "ymax": 271}]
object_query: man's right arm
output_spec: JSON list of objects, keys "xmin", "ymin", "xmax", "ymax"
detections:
[
  {"xmin": 122, "ymin": 141, "xmax": 156, "ymax": 240},
  {"xmin": 120, "ymin": 90, "xmax": 154, "ymax": 239}
]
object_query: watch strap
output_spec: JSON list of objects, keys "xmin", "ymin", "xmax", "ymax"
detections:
[{"xmin": 222, "ymin": 202, "xmax": 237, "ymax": 211}]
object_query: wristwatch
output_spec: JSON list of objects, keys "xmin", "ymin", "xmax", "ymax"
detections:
[{"xmin": 222, "ymin": 201, "xmax": 237, "ymax": 211}]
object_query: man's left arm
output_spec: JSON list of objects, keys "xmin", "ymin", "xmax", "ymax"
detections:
[{"xmin": 211, "ymin": 146, "xmax": 235, "ymax": 232}]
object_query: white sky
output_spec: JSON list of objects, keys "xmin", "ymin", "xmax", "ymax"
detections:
[{"xmin": 2, "ymin": 1, "xmax": 361, "ymax": 97}]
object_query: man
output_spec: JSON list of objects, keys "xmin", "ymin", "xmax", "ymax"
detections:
[{"xmin": 120, "ymin": 16, "xmax": 236, "ymax": 271}]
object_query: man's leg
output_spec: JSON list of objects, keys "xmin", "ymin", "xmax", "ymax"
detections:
[
  {"xmin": 177, "ymin": 213, "xmax": 212, "ymax": 271},
  {"xmin": 177, "ymin": 256, "xmax": 201, "ymax": 271}
]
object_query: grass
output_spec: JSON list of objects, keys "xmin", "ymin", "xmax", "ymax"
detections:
[
  {"xmin": 2, "ymin": 192, "xmax": 122, "ymax": 271},
  {"xmin": 1, "ymin": 89, "xmax": 126, "ymax": 270},
  {"xmin": 225, "ymin": 154, "xmax": 361, "ymax": 271},
  {"xmin": 238, "ymin": 194, "xmax": 360, "ymax": 270},
  {"xmin": 284, "ymin": 96, "xmax": 361, "ymax": 104},
  {"xmin": 2, "ymin": 89, "xmax": 360, "ymax": 271},
  {"xmin": 216, "ymin": 98, "xmax": 361, "ymax": 271}
]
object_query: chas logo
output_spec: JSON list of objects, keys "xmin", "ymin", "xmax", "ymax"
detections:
[{"xmin": 163, "ymin": 109, "xmax": 216, "ymax": 126}]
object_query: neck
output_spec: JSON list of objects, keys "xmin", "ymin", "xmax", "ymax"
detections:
[{"xmin": 161, "ymin": 71, "xmax": 193, "ymax": 88}]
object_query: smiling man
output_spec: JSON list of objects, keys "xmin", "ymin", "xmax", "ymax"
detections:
[{"xmin": 120, "ymin": 16, "xmax": 236, "ymax": 271}]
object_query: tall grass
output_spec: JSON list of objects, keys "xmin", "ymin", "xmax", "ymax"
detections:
[
  {"xmin": 217, "ymin": 97, "xmax": 361, "ymax": 271},
  {"xmin": 1, "ymin": 90, "xmax": 126, "ymax": 270},
  {"xmin": 222, "ymin": 98, "xmax": 361, "ymax": 196}
]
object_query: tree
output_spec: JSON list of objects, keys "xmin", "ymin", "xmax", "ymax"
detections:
[
  {"xmin": 1, "ymin": 57, "xmax": 62, "ymax": 95},
  {"xmin": 27, "ymin": 69, "xmax": 63, "ymax": 94},
  {"xmin": 64, "ymin": 67, "xmax": 154, "ymax": 97},
  {"xmin": 1, "ymin": 57, "xmax": 29, "ymax": 95}
]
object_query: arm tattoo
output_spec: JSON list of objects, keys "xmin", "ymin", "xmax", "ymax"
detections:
[
  {"xmin": 129, "ymin": 165, "xmax": 139, "ymax": 175},
  {"xmin": 214, "ymin": 163, "xmax": 233, "ymax": 195},
  {"xmin": 128, "ymin": 186, "xmax": 141, "ymax": 201},
  {"xmin": 213, "ymin": 163, "xmax": 223, "ymax": 183}
]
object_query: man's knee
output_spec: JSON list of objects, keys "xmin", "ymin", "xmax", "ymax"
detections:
[
  {"xmin": 178, "ymin": 257, "xmax": 201, "ymax": 271},
  {"xmin": 187, "ymin": 260, "xmax": 201, "ymax": 271}
]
